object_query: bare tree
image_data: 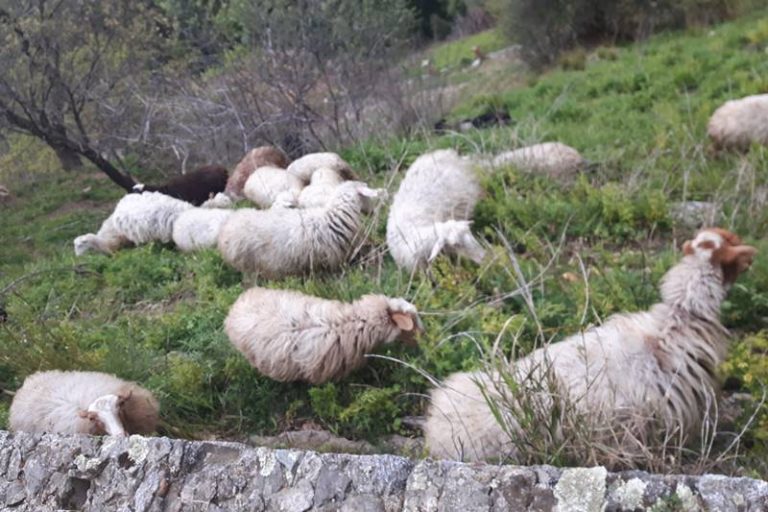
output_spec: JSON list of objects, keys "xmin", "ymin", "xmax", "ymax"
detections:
[{"xmin": 0, "ymin": 1, "xmax": 161, "ymax": 190}]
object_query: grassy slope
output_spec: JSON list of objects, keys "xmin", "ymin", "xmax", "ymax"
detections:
[{"xmin": 2, "ymin": 14, "xmax": 768, "ymax": 472}]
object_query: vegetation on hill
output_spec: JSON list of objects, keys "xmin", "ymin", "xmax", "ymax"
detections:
[{"xmin": 1, "ymin": 9, "xmax": 768, "ymax": 476}]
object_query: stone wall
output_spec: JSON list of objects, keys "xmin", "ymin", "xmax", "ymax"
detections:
[{"xmin": 0, "ymin": 430, "xmax": 766, "ymax": 511}]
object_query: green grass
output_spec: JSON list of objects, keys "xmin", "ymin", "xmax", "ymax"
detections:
[
  {"xmin": 2, "ymin": 11, "xmax": 768, "ymax": 475},
  {"xmin": 425, "ymin": 28, "xmax": 506, "ymax": 70}
]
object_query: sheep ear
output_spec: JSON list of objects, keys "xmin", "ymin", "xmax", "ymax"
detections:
[
  {"xmin": 357, "ymin": 186, "xmax": 381, "ymax": 198},
  {"xmin": 118, "ymin": 389, "xmax": 133, "ymax": 405},
  {"xmin": 682, "ymin": 240, "xmax": 694, "ymax": 255},
  {"xmin": 78, "ymin": 409, "xmax": 89, "ymax": 419},
  {"xmin": 428, "ymin": 237, "xmax": 445, "ymax": 262},
  {"xmin": 720, "ymin": 245, "xmax": 757, "ymax": 266},
  {"xmin": 390, "ymin": 311, "xmax": 414, "ymax": 331}
]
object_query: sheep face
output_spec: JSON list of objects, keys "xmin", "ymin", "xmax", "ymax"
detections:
[
  {"xmin": 271, "ymin": 189, "xmax": 299, "ymax": 209},
  {"xmin": 74, "ymin": 234, "xmax": 106, "ymax": 256},
  {"xmin": 429, "ymin": 220, "xmax": 486, "ymax": 265},
  {"xmin": 683, "ymin": 228, "xmax": 756, "ymax": 285},
  {"xmin": 79, "ymin": 393, "xmax": 127, "ymax": 436},
  {"xmin": 386, "ymin": 298, "xmax": 423, "ymax": 346}
]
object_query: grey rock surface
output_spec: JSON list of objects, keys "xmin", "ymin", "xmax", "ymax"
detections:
[{"xmin": 0, "ymin": 430, "xmax": 766, "ymax": 511}]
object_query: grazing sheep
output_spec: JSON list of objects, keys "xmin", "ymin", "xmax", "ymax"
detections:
[
  {"xmin": 133, "ymin": 165, "xmax": 228, "ymax": 206},
  {"xmin": 242, "ymin": 166, "xmax": 305, "ymax": 208},
  {"xmin": 286, "ymin": 152, "xmax": 357, "ymax": 184},
  {"xmin": 492, "ymin": 142, "xmax": 585, "ymax": 180},
  {"xmin": 172, "ymin": 207, "xmax": 234, "ymax": 252},
  {"xmin": 424, "ymin": 228, "xmax": 756, "ymax": 465},
  {"xmin": 9, "ymin": 370, "xmax": 159, "ymax": 436},
  {"xmin": 224, "ymin": 287, "xmax": 422, "ymax": 384},
  {"xmin": 217, "ymin": 181, "xmax": 384, "ymax": 277},
  {"xmin": 707, "ymin": 94, "xmax": 768, "ymax": 152},
  {"xmin": 387, "ymin": 149, "xmax": 486, "ymax": 271},
  {"xmin": 74, "ymin": 191, "xmax": 192, "ymax": 256},
  {"xmin": 226, "ymin": 146, "xmax": 291, "ymax": 199}
]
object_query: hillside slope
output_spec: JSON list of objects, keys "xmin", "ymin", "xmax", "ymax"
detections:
[{"xmin": 1, "ymin": 13, "xmax": 768, "ymax": 475}]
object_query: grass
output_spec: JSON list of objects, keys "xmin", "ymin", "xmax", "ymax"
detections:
[
  {"xmin": 2, "ymin": 11, "xmax": 768, "ymax": 475},
  {"xmin": 425, "ymin": 28, "xmax": 507, "ymax": 70}
]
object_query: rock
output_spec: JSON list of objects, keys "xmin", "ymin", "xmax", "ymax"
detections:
[
  {"xmin": 0, "ymin": 431, "xmax": 765, "ymax": 511},
  {"xmin": 249, "ymin": 429, "xmax": 377, "ymax": 455},
  {"xmin": 670, "ymin": 201, "xmax": 722, "ymax": 228}
]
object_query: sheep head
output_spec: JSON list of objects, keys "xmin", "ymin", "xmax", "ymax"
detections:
[
  {"xmin": 78, "ymin": 392, "xmax": 130, "ymax": 436},
  {"xmin": 386, "ymin": 298, "xmax": 423, "ymax": 347},
  {"xmin": 271, "ymin": 189, "xmax": 299, "ymax": 209},
  {"xmin": 74, "ymin": 233, "xmax": 111, "ymax": 256},
  {"xmin": 683, "ymin": 228, "xmax": 757, "ymax": 285},
  {"xmin": 429, "ymin": 220, "xmax": 486, "ymax": 265}
]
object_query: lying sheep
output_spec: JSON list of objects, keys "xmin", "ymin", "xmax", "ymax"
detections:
[
  {"xmin": 133, "ymin": 165, "xmax": 228, "ymax": 206},
  {"xmin": 200, "ymin": 192, "xmax": 234, "ymax": 209},
  {"xmin": 286, "ymin": 152, "xmax": 357, "ymax": 184},
  {"xmin": 74, "ymin": 191, "xmax": 193, "ymax": 256},
  {"xmin": 217, "ymin": 181, "xmax": 385, "ymax": 277},
  {"xmin": 707, "ymin": 94, "xmax": 768, "ymax": 152},
  {"xmin": 387, "ymin": 149, "xmax": 486, "ymax": 271},
  {"xmin": 491, "ymin": 142, "xmax": 585, "ymax": 180},
  {"xmin": 424, "ymin": 228, "xmax": 756, "ymax": 465},
  {"xmin": 297, "ymin": 167, "xmax": 345, "ymax": 209},
  {"xmin": 226, "ymin": 146, "xmax": 291, "ymax": 199},
  {"xmin": 172, "ymin": 207, "xmax": 234, "ymax": 252},
  {"xmin": 9, "ymin": 370, "xmax": 159, "ymax": 436},
  {"xmin": 224, "ymin": 287, "xmax": 422, "ymax": 384},
  {"xmin": 242, "ymin": 166, "xmax": 305, "ymax": 208}
]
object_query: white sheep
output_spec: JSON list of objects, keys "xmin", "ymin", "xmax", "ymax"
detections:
[
  {"xmin": 286, "ymin": 152, "xmax": 356, "ymax": 184},
  {"xmin": 74, "ymin": 191, "xmax": 193, "ymax": 256},
  {"xmin": 491, "ymin": 142, "xmax": 585, "ymax": 180},
  {"xmin": 242, "ymin": 166, "xmax": 305, "ymax": 208},
  {"xmin": 707, "ymin": 94, "xmax": 768, "ymax": 152},
  {"xmin": 172, "ymin": 207, "xmax": 234, "ymax": 252},
  {"xmin": 217, "ymin": 181, "xmax": 384, "ymax": 277},
  {"xmin": 424, "ymin": 228, "xmax": 756, "ymax": 464},
  {"xmin": 386, "ymin": 149, "xmax": 486, "ymax": 271},
  {"xmin": 226, "ymin": 146, "xmax": 291, "ymax": 199},
  {"xmin": 297, "ymin": 167, "xmax": 345, "ymax": 209},
  {"xmin": 9, "ymin": 370, "xmax": 159, "ymax": 436},
  {"xmin": 200, "ymin": 192, "xmax": 234, "ymax": 209},
  {"xmin": 224, "ymin": 287, "xmax": 422, "ymax": 384}
]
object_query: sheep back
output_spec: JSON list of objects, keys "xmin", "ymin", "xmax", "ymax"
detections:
[
  {"xmin": 243, "ymin": 166, "xmax": 305, "ymax": 208},
  {"xmin": 492, "ymin": 142, "xmax": 584, "ymax": 180},
  {"xmin": 141, "ymin": 165, "xmax": 228, "ymax": 206},
  {"xmin": 226, "ymin": 146, "xmax": 291, "ymax": 199},
  {"xmin": 224, "ymin": 287, "xmax": 414, "ymax": 384},
  {"xmin": 111, "ymin": 191, "xmax": 193, "ymax": 245},
  {"xmin": 173, "ymin": 208, "xmax": 234, "ymax": 252},
  {"xmin": 9, "ymin": 370, "xmax": 159, "ymax": 435},
  {"xmin": 217, "ymin": 182, "xmax": 370, "ymax": 277},
  {"xmin": 708, "ymin": 94, "xmax": 768, "ymax": 152},
  {"xmin": 424, "ymin": 370, "xmax": 514, "ymax": 462},
  {"xmin": 286, "ymin": 152, "xmax": 357, "ymax": 183}
]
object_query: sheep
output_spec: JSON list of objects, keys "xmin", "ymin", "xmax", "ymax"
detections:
[
  {"xmin": 217, "ymin": 181, "xmax": 384, "ymax": 277},
  {"xmin": 286, "ymin": 152, "xmax": 357, "ymax": 184},
  {"xmin": 242, "ymin": 166, "xmax": 305, "ymax": 208},
  {"xmin": 224, "ymin": 287, "xmax": 422, "ymax": 384},
  {"xmin": 200, "ymin": 192, "xmax": 234, "ymax": 209},
  {"xmin": 424, "ymin": 228, "xmax": 757, "ymax": 465},
  {"xmin": 707, "ymin": 94, "xmax": 768, "ymax": 152},
  {"xmin": 133, "ymin": 165, "xmax": 228, "ymax": 206},
  {"xmin": 9, "ymin": 370, "xmax": 159, "ymax": 436},
  {"xmin": 172, "ymin": 207, "xmax": 234, "ymax": 252},
  {"xmin": 74, "ymin": 191, "xmax": 192, "ymax": 256},
  {"xmin": 226, "ymin": 146, "xmax": 291, "ymax": 199},
  {"xmin": 491, "ymin": 142, "xmax": 585, "ymax": 180},
  {"xmin": 297, "ymin": 167, "xmax": 345, "ymax": 209},
  {"xmin": 386, "ymin": 149, "xmax": 486, "ymax": 271}
]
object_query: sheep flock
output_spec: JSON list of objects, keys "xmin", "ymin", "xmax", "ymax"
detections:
[{"xmin": 6, "ymin": 94, "xmax": 763, "ymax": 471}]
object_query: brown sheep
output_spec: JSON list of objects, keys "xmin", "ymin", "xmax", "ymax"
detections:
[
  {"xmin": 133, "ymin": 165, "xmax": 228, "ymax": 206},
  {"xmin": 226, "ymin": 146, "xmax": 291, "ymax": 199}
]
